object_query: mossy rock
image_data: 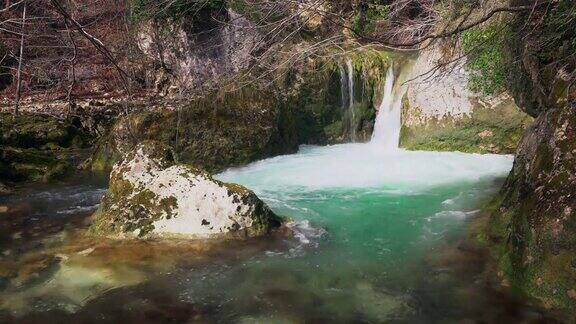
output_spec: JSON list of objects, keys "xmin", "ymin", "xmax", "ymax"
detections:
[
  {"xmin": 0, "ymin": 147, "xmax": 72, "ymax": 183},
  {"xmin": 0, "ymin": 113, "xmax": 91, "ymax": 149},
  {"xmin": 0, "ymin": 113, "xmax": 95, "ymax": 185},
  {"xmin": 400, "ymin": 98, "xmax": 533, "ymax": 154},
  {"xmin": 91, "ymin": 140, "xmax": 282, "ymax": 239},
  {"xmin": 484, "ymin": 104, "xmax": 576, "ymax": 318}
]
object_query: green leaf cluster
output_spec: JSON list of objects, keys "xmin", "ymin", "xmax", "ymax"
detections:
[
  {"xmin": 130, "ymin": 0, "xmax": 225, "ymax": 22},
  {"xmin": 461, "ymin": 23, "xmax": 508, "ymax": 96},
  {"xmin": 352, "ymin": 2, "xmax": 390, "ymax": 35}
]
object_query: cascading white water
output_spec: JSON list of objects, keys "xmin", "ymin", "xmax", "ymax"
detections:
[
  {"xmin": 371, "ymin": 66, "xmax": 406, "ymax": 150},
  {"xmin": 346, "ymin": 59, "xmax": 356, "ymax": 141},
  {"xmin": 338, "ymin": 63, "xmax": 348, "ymax": 111}
]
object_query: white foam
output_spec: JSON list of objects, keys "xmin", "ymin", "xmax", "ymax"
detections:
[
  {"xmin": 217, "ymin": 143, "xmax": 513, "ymax": 193},
  {"xmin": 372, "ymin": 67, "xmax": 399, "ymax": 148}
]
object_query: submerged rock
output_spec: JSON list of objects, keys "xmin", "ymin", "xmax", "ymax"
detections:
[{"xmin": 90, "ymin": 141, "xmax": 281, "ymax": 239}]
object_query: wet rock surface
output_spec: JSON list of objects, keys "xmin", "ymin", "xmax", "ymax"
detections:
[
  {"xmin": 488, "ymin": 103, "xmax": 576, "ymax": 316},
  {"xmin": 484, "ymin": 3, "xmax": 576, "ymax": 317},
  {"xmin": 0, "ymin": 113, "xmax": 95, "ymax": 186}
]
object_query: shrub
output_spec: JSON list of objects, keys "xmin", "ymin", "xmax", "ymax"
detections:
[
  {"xmin": 461, "ymin": 23, "xmax": 508, "ymax": 96},
  {"xmin": 352, "ymin": 2, "xmax": 390, "ymax": 36},
  {"xmin": 130, "ymin": 0, "xmax": 225, "ymax": 22}
]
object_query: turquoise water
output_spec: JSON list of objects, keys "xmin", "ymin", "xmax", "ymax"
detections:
[
  {"xmin": 2, "ymin": 143, "xmax": 554, "ymax": 322},
  {"xmin": 204, "ymin": 143, "xmax": 514, "ymax": 322}
]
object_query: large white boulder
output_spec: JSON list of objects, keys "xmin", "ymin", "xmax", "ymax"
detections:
[{"xmin": 90, "ymin": 141, "xmax": 281, "ymax": 239}]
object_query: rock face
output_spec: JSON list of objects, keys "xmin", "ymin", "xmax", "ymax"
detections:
[
  {"xmin": 485, "ymin": 1, "xmax": 576, "ymax": 316},
  {"xmin": 489, "ymin": 103, "xmax": 576, "ymax": 313},
  {"xmin": 400, "ymin": 45, "xmax": 532, "ymax": 154},
  {"xmin": 90, "ymin": 49, "xmax": 392, "ymax": 172},
  {"xmin": 404, "ymin": 44, "xmax": 476, "ymax": 124},
  {"xmin": 0, "ymin": 113, "xmax": 95, "ymax": 185},
  {"xmin": 90, "ymin": 141, "xmax": 281, "ymax": 239},
  {"xmin": 137, "ymin": 9, "xmax": 260, "ymax": 95}
]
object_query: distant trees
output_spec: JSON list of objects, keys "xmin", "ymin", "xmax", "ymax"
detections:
[
  {"xmin": 13, "ymin": 0, "xmax": 26, "ymax": 115},
  {"xmin": 0, "ymin": 0, "xmax": 131, "ymax": 115},
  {"xmin": 0, "ymin": 0, "xmax": 572, "ymax": 114}
]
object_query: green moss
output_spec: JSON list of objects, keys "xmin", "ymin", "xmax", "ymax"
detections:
[
  {"xmin": 42, "ymin": 161, "xmax": 72, "ymax": 183},
  {"xmin": 324, "ymin": 120, "xmax": 343, "ymax": 140},
  {"xmin": 352, "ymin": 2, "xmax": 390, "ymax": 36},
  {"xmin": 0, "ymin": 147, "xmax": 72, "ymax": 182},
  {"xmin": 0, "ymin": 113, "xmax": 93, "ymax": 184},
  {"xmin": 224, "ymin": 182, "xmax": 250, "ymax": 195},
  {"xmin": 92, "ymin": 178, "xmax": 177, "ymax": 238},
  {"xmin": 130, "ymin": 0, "xmax": 225, "ymax": 22},
  {"xmin": 400, "ymin": 100, "xmax": 532, "ymax": 154},
  {"xmin": 461, "ymin": 23, "xmax": 509, "ymax": 95},
  {"xmin": 483, "ymin": 186, "xmax": 576, "ymax": 317}
]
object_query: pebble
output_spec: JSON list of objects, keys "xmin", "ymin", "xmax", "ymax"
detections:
[{"xmin": 77, "ymin": 248, "xmax": 95, "ymax": 256}]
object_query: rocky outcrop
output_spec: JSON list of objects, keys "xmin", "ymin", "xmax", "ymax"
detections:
[
  {"xmin": 400, "ymin": 93, "xmax": 532, "ymax": 154},
  {"xmin": 484, "ymin": 1, "xmax": 576, "ymax": 316},
  {"xmin": 400, "ymin": 45, "xmax": 532, "ymax": 154},
  {"xmin": 0, "ymin": 113, "xmax": 95, "ymax": 185},
  {"xmin": 137, "ymin": 9, "xmax": 260, "ymax": 95},
  {"xmin": 90, "ymin": 49, "xmax": 392, "ymax": 172},
  {"xmin": 488, "ymin": 103, "xmax": 576, "ymax": 314},
  {"xmin": 404, "ymin": 45, "xmax": 476, "ymax": 124},
  {"xmin": 89, "ymin": 88, "xmax": 297, "ymax": 173},
  {"xmin": 90, "ymin": 141, "xmax": 282, "ymax": 239}
]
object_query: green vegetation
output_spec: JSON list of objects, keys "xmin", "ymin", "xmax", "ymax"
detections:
[
  {"xmin": 352, "ymin": 2, "xmax": 390, "ymax": 35},
  {"xmin": 461, "ymin": 23, "xmax": 508, "ymax": 95},
  {"xmin": 400, "ymin": 100, "xmax": 532, "ymax": 154},
  {"xmin": 0, "ymin": 113, "xmax": 92, "ymax": 184},
  {"xmin": 130, "ymin": 0, "xmax": 225, "ymax": 21}
]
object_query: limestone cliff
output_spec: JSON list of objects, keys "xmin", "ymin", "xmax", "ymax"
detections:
[
  {"xmin": 400, "ymin": 44, "xmax": 532, "ymax": 154},
  {"xmin": 89, "ymin": 49, "xmax": 393, "ymax": 173}
]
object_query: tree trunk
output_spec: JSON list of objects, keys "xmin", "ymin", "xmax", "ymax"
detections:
[
  {"xmin": 65, "ymin": 20, "xmax": 77, "ymax": 118},
  {"xmin": 14, "ymin": 0, "xmax": 27, "ymax": 116}
]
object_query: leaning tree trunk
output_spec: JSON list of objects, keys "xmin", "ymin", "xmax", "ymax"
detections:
[{"xmin": 14, "ymin": 0, "xmax": 27, "ymax": 116}]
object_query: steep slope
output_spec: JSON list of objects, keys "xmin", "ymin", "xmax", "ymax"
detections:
[{"xmin": 484, "ymin": 0, "xmax": 576, "ymax": 316}]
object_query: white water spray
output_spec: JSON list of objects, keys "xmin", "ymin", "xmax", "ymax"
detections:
[
  {"xmin": 371, "ymin": 66, "xmax": 407, "ymax": 150},
  {"xmin": 338, "ymin": 63, "xmax": 347, "ymax": 111},
  {"xmin": 346, "ymin": 59, "xmax": 356, "ymax": 141}
]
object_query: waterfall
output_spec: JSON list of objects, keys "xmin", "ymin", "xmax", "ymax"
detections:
[
  {"xmin": 346, "ymin": 59, "xmax": 356, "ymax": 141},
  {"xmin": 338, "ymin": 63, "xmax": 348, "ymax": 112},
  {"xmin": 371, "ymin": 66, "xmax": 407, "ymax": 150}
]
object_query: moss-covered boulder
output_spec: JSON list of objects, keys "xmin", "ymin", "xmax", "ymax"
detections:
[
  {"xmin": 0, "ymin": 113, "xmax": 93, "ymax": 185},
  {"xmin": 90, "ymin": 141, "xmax": 282, "ymax": 239},
  {"xmin": 89, "ymin": 90, "xmax": 295, "ymax": 174}
]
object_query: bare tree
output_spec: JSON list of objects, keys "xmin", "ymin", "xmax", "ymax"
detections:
[{"xmin": 13, "ymin": 0, "xmax": 26, "ymax": 115}]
